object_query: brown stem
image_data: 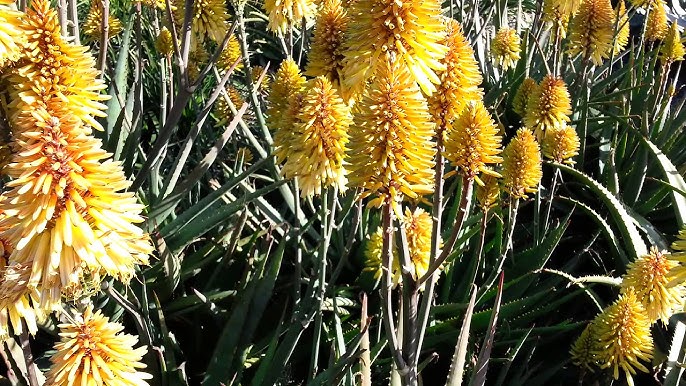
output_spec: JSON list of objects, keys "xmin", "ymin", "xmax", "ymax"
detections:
[{"xmin": 19, "ymin": 327, "xmax": 38, "ymax": 386}]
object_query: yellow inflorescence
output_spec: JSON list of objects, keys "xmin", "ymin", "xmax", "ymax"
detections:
[
  {"xmin": 491, "ymin": 27, "xmax": 521, "ymax": 71},
  {"xmin": 363, "ymin": 227, "xmax": 401, "ymax": 285},
  {"xmin": 570, "ymin": 321, "xmax": 600, "ymax": 372},
  {"xmin": 502, "ymin": 128, "xmax": 542, "ymax": 199},
  {"xmin": 645, "ymin": 1, "xmax": 668, "ymax": 42},
  {"xmin": 660, "ymin": 22, "xmax": 685, "ymax": 63},
  {"xmin": 524, "ymin": 75, "xmax": 572, "ymax": 139},
  {"xmin": 476, "ymin": 175, "xmax": 500, "ymax": 211},
  {"xmin": 156, "ymin": 27, "xmax": 174, "ymax": 57},
  {"xmin": 0, "ymin": 0, "xmax": 23, "ymax": 66},
  {"xmin": 268, "ymin": 58, "xmax": 307, "ymax": 164},
  {"xmin": 542, "ymin": 125, "xmax": 580, "ymax": 164},
  {"xmin": 512, "ymin": 78, "xmax": 537, "ymax": 117},
  {"xmin": 305, "ymin": 0, "xmax": 349, "ymax": 88},
  {"xmin": 82, "ymin": 1, "xmax": 123, "ymax": 41},
  {"xmin": 614, "ymin": 0, "xmax": 630, "ymax": 54},
  {"xmin": 347, "ymin": 55, "xmax": 436, "ymax": 209},
  {"xmin": 214, "ymin": 86, "xmax": 245, "ymax": 126},
  {"xmin": 264, "ymin": 0, "xmax": 317, "ymax": 35},
  {"xmin": 217, "ymin": 35, "xmax": 244, "ymax": 73},
  {"xmin": 174, "ymin": 0, "xmax": 230, "ymax": 45},
  {"xmin": 567, "ymin": 0, "xmax": 615, "ymax": 65},
  {"xmin": 402, "ymin": 208, "xmax": 433, "ymax": 281}
]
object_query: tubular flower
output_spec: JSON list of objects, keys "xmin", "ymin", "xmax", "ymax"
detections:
[
  {"xmin": 82, "ymin": 1, "xmax": 123, "ymax": 42},
  {"xmin": 342, "ymin": 0, "xmax": 448, "ymax": 96},
  {"xmin": 214, "ymin": 86, "xmax": 245, "ymax": 126},
  {"xmin": 362, "ymin": 227, "xmax": 400, "ymax": 285},
  {"xmin": 282, "ymin": 77, "xmax": 351, "ymax": 197},
  {"xmin": 346, "ymin": 55, "xmax": 436, "ymax": 209},
  {"xmin": 268, "ymin": 59, "xmax": 306, "ymax": 164},
  {"xmin": 542, "ymin": 125, "xmax": 580, "ymax": 164},
  {"xmin": 645, "ymin": 1, "xmax": 668, "ymax": 42},
  {"xmin": 217, "ymin": 34, "xmax": 244, "ymax": 73},
  {"xmin": 428, "ymin": 18, "xmax": 483, "ymax": 131},
  {"xmin": 402, "ymin": 208, "xmax": 433, "ymax": 281},
  {"xmin": 443, "ymin": 101, "xmax": 503, "ymax": 184},
  {"xmin": 544, "ymin": 0, "xmax": 581, "ymax": 20},
  {"xmin": 621, "ymin": 247, "xmax": 685, "ymax": 324},
  {"xmin": 660, "ymin": 22, "xmax": 685, "ymax": 63},
  {"xmin": 570, "ymin": 321, "xmax": 601, "ymax": 372},
  {"xmin": 512, "ymin": 78, "xmax": 537, "ymax": 117},
  {"xmin": 173, "ymin": 0, "xmax": 230, "ymax": 44},
  {"xmin": 45, "ymin": 306, "xmax": 152, "ymax": 386},
  {"xmin": 263, "ymin": 0, "xmax": 317, "ymax": 35},
  {"xmin": 593, "ymin": 289, "xmax": 654, "ymax": 386},
  {"xmin": 491, "ymin": 27, "xmax": 521, "ymax": 71},
  {"xmin": 567, "ymin": 0, "xmax": 615, "ymax": 65},
  {"xmin": 614, "ymin": 0, "xmax": 630, "ymax": 54},
  {"xmin": 476, "ymin": 174, "xmax": 500, "ymax": 211},
  {"xmin": 542, "ymin": 0, "xmax": 570, "ymax": 38},
  {"xmin": 0, "ymin": 0, "xmax": 24, "ymax": 66},
  {"xmin": 305, "ymin": 0, "xmax": 349, "ymax": 88},
  {"xmin": 502, "ymin": 128, "xmax": 542, "ymax": 199},
  {"xmin": 0, "ymin": 263, "xmax": 43, "ymax": 339},
  {"xmin": 155, "ymin": 27, "xmax": 174, "ymax": 57},
  {"xmin": 523, "ymin": 75, "xmax": 572, "ymax": 139}
]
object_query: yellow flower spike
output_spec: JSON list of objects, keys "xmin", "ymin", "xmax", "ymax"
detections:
[
  {"xmin": 156, "ymin": 27, "xmax": 174, "ymax": 57},
  {"xmin": 173, "ymin": 0, "xmax": 230, "ymax": 44},
  {"xmin": 491, "ymin": 27, "xmax": 521, "ymax": 71},
  {"xmin": 621, "ymin": 247, "xmax": 686, "ymax": 324},
  {"xmin": 264, "ymin": 0, "xmax": 317, "ymax": 35},
  {"xmin": 542, "ymin": 0, "xmax": 570, "ymax": 38},
  {"xmin": 217, "ymin": 35, "xmax": 244, "ymax": 73},
  {"xmin": 186, "ymin": 45, "xmax": 209, "ymax": 83},
  {"xmin": 0, "ymin": 262, "xmax": 44, "ymax": 339},
  {"xmin": 45, "ymin": 306, "xmax": 152, "ymax": 386},
  {"xmin": 512, "ymin": 77, "xmax": 537, "ymax": 117},
  {"xmin": 305, "ymin": 0, "xmax": 349, "ymax": 88},
  {"xmin": 214, "ymin": 86, "xmax": 245, "ymax": 126},
  {"xmin": 523, "ymin": 74, "xmax": 572, "ymax": 139},
  {"xmin": 282, "ymin": 76, "xmax": 351, "ymax": 197},
  {"xmin": 251, "ymin": 66, "xmax": 271, "ymax": 92},
  {"xmin": 362, "ymin": 227, "xmax": 400, "ymax": 286},
  {"xmin": 346, "ymin": 55, "xmax": 436, "ymax": 209},
  {"xmin": 476, "ymin": 174, "xmax": 500, "ymax": 211},
  {"xmin": 570, "ymin": 321, "xmax": 601, "ymax": 372},
  {"xmin": 567, "ymin": 0, "xmax": 615, "ymax": 65},
  {"xmin": 593, "ymin": 289, "xmax": 654, "ymax": 386},
  {"xmin": 502, "ymin": 128, "xmax": 542, "ymax": 199},
  {"xmin": 614, "ymin": 0, "xmax": 630, "ymax": 54},
  {"xmin": 645, "ymin": 1, "xmax": 668, "ymax": 42},
  {"xmin": 443, "ymin": 101, "xmax": 503, "ymax": 183},
  {"xmin": 83, "ymin": 1, "xmax": 123, "ymax": 41},
  {"xmin": 0, "ymin": 2, "xmax": 24, "ymax": 66},
  {"xmin": 660, "ymin": 22, "xmax": 685, "ymax": 63},
  {"xmin": 342, "ymin": 0, "xmax": 448, "ymax": 96},
  {"xmin": 402, "ymin": 208, "xmax": 434, "ymax": 281},
  {"xmin": 268, "ymin": 59, "xmax": 307, "ymax": 164},
  {"xmin": 428, "ymin": 18, "xmax": 483, "ymax": 129},
  {"xmin": 542, "ymin": 125, "xmax": 580, "ymax": 164}
]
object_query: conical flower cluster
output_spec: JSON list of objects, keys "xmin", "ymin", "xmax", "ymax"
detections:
[
  {"xmin": 567, "ymin": 0, "xmax": 615, "ymax": 65},
  {"xmin": 347, "ymin": 55, "xmax": 436, "ymax": 209},
  {"xmin": 342, "ymin": 0, "xmax": 448, "ymax": 96},
  {"xmin": 428, "ymin": 18, "xmax": 483, "ymax": 132},
  {"xmin": 156, "ymin": 27, "xmax": 174, "ymax": 57},
  {"xmin": 476, "ymin": 175, "xmax": 500, "ymax": 211},
  {"xmin": 645, "ymin": 1, "xmax": 668, "ymax": 42},
  {"xmin": 660, "ymin": 22, "xmax": 685, "ymax": 63},
  {"xmin": 83, "ymin": 1, "xmax": 123, "ymax": 41},
  {"xmin": 174, "ymin": 0, "xmax": 229, "ymax": 45},
  {"xmin": 402, "ymin": 208, "xmax": 433, "ymax": 281},
  {"xmin": 45, "ymin": 306, "xmax": 152, "ymax": 386},
  {"xmin": 305, "ymin": 0, "xmax": 349, "ymax": 88},
  {"xmin": 264, "ymin": 0, "xmax": 317, "ymax": 35},
  {"xmin": 502, "ymin": 128, "xmax": 542, "ymax": 199},
  {"xmin": 614, "ymin": 0, "xmax": 630, "ymax": 54},
  {"xmin": 491, "ymin": 27, "xmax": 521, "ymax": 71},
  {"xmin": 282, "ymin": 76, "xmax": 351, "ymax": 196},
  {"xmin": 217, "ymin": 34, "xmax": 244, "ymax": 73},
  {"xmin": 621, "ymin": 247, "xmax": 685, "ymax": 323},
  {"xmin": 214, "ymin": 86, "xmax": 245, "ymax": 126},
  {"xmin": 542, "ymin": 125, "xmax": 580, "ymax": 164},
  {"xmin": 363, "ymin": 227, "xmax": 400, "ymax": 285},
  {"xmin": 570, "ymin": 321, "xmax": 600, "ymax": 371},
  {"xmin": 0, "ymin": 0, "xmax": 24, "ymax": 67},
  {"xmin": 268, "ymin": 58, "xmax": 306, "ymax": 164},
  {"xmin": 524, "ymin": 75, "xmax": 572, "ymax": 139},
  {"xmin": 443, "ymin": 101, "xmax": 502, "ymax": 183},
  {"xmin": 512, "ymin": 77, "xmax": 537, "ymax": 117}
]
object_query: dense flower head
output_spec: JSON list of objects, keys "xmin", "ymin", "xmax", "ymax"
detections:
[
  {"xmin": 593, "ymin": 289, "xmax": 654, "ymax": 386},
  {"xmin": 281, "ymin": 77, "xmax": 351, "ymax": 196},
  {"xmin": 660, "ymin": 22, "xmax": 685, "ymax": 63},
  {"xmin": 614, "ymin": 0, "xmax": 630, "ymax": 54},
  {"xmin": 645, "ymin": 1, "xmax": 668, "ymax": 42},
  {"xmin": 523, "ymin": 75, "xmax": 572, "ymax": 139},
  {"xmin": 268, "ymin": 59, "xmax": 307, "ymax": 164},
  {"xmin": 217, "ymin": 34, "xmax": 244, "ymax": 73},
  {"xmin": 512, "ymin": 78, "xmax": 537, "ymax": 117},
  {"xmin": 156, "ymin": 27, "xmax": 174, "ymax": 57},
  {"xmin": 570, "ymin": 321, "xmax": 600, "ymax": 372},
  {"xmin": 305, "ymin": 0, "xmax": 348, "ymax": 88},
  {"xmin": 0, "ymin": 2, "xmax": 24, "ymax": 66},
  {"xmin": 0, "ymin": 263, "xmax": 43, "ymax": 339},
  {"xmin": 542, "ymin": 125, "xmax": 580, "ymax": 164},
  {"xmin": 621, "ymin": 247, "xmax": 685, "ymax": 323},
  {"xmin": 542, "ymin": 0, "xmax": 570, "ymax": 38},
  {"xmin": 342, "ymin": 0, "xmax": 448, "ymax": 96},
  {"xmin": 502, "ymin": 128, "xmax": 542, "ymax": 199},
  {"xmin": 173, "ymin": 0, "xmax": 230, "ymax": 45},
  {"xmin": 544, "ymin": 0, "xmax": 581, "ymax": 20},
  {"xmin": 251, "ymin": 66, "xmax": 271, "ymax": 92},
  {"xmin": 476, "ymin": 174, "xmax": 500, "ymax": 211},
  {"xmin": 263, "ymin": 0, "xmax": 317, "ymax": 35},
  {"xmin": 186, "ymin": 45, "xmax": 209, "ymax": 83},
  {"xmin": 346, "ymin": 55, "xmax": 436, "ymax": 209},
  {"xmin": 491, "ymin": 27, "xmax": 521, "ymax": 71},
  {"xmin": 45, "ymin": 306, "xmax": 152, "ymax": 386},
  {"xmin": 214, "ymin": 86, "xmax": 245, "ymax": 126},
  {"xmin": 362, "ymin": 227, "xmax": 400, "ymax": 285},
  {"xmin": 402, "ymin": 208, "xmax": 433, "ymax": 281},
  {"xmin": 82, "ymin": 1, "xmax": 123, "ymax": 42},
  {"xmin": 443, "ymin": 101, "xmax": 503, "ymax": 183},
  {"xmin": 428, "ymin": 18, "xmax": 483, "ymax": 129},
  {"xmin": 567, "ymin": 0, "xmax": 615, "ymax": 65}
]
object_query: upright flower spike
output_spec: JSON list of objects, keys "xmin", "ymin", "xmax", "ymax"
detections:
[
  {"xmin": 512, "ymin": 78, "xmax": 537, "ymax": 117},
  {"xmin": 217, "ymin": 35, "xmax": 244, "ymax": 73},
  {"xmin": 523, "ymin": 74, "xmax": 572, "ymax": 139},
  {"xmin": 614, "ymin": 0, "xmax": 630, "ymax": 54},
  {"xmin": 542, "ymin": 0, "xmax": 571, "ymax": 38},
  {"xmin": 501, "ymin": 128, "xmax": 542, "ymax": 199},
  {"xmin": 342, "ymin": 0, "xmax": 448, "ymax": 96},
  {"xmin": 443, "ymin": 101, "xmax": 503, "ymax": 184},
  {"xmin": 214, "ymin": 86, "xmax": 245, "ymax": 126},
  {"xmin": 428, "ymin": 18, "xmax": 483, "ymax": 130},
  {"xmin": 645, "ymin": 1, "xmax": 668, "ymax": 42},
  {"xmin": 491, "ymin": 27, "xmax": 521, "ymax": 71},
  {"xmin": 156, "ymin": 27, "xmax": 174, "ymax": 57},
  {"xmin": 621, "ymin": 247, "xmax": 686, "ymax": 324},
  {"xmin": 305, "ymin": 0, "xmax": 349, "ymax": 88},
  {"xmin": 542, "ymin": 125, "xmax": 580, "ymax": 164},
  {"xmin": 82, "ymin": 0, "xmax": 123, "ymax": 41},
  {"xmin": 0, "ymin": 0, "xmax": 24, "ymax": 66},
  {"xmin": 593, "ymin": 289, "xmax": 654, "ymax": 386},
  {"xmin": 476, "ymin": 175, "xmax": 500, "ymax": 211},
  {"xmin": 567, "ymin": 0, "xmax": 615, "ymax": 65},
  {"xmin": 268, "ymin": 59, "xmax": 307, "ymax": 164},
  {"xmin": 282, "ymin": 77, "xmax": 351, "ymax": 197},
  {"xmin": 173, "ymin": 0, "xmax": 230, "ymax": 44},
  {"xmin": 362, "ymin": 227, "xmax": 400, "ymax": 285},
  {"xmin": 402, "ymin": 208, "xmax": 433, "ymax": 281},
  {"xmin": 347, "ymin": 55, "xmax": 436, "ymax": 209},
  {"xmin": 660, "ymin": 22, "xmax": 685, "ymax": 63},
  {"xmin": 263, "ymin": 0, "xmax": 317, "ymax": 35},
  {"xmin": 570, "ymin": 321, "xmax": 601, "ymax": 372},
  {"xmin": 45, "ymin": 306, "xmax": 152, "ymax": 386}
]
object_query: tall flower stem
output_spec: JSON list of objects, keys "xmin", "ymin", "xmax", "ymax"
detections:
[{"xmin": 397, "ymin": 218, "xmax": 418, "ymax": 386}]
